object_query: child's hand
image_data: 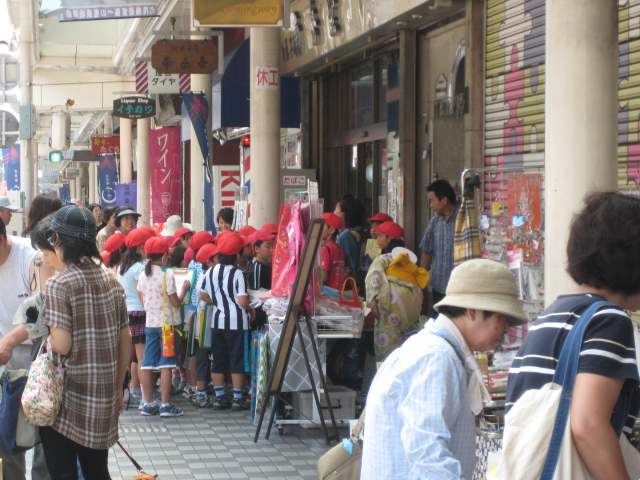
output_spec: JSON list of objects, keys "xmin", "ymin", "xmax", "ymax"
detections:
[
  {"xmin": 181, "ymin": 281, "xmax": 191, "ymax": 293},
  {"xmin": 370, "ymin": 297, "xmax": 379, "ymax": 319}
]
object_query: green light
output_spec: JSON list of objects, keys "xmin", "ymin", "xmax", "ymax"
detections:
[{"xmin": 49, "ymin": 151, "xmax": 63, "ymax": 163}]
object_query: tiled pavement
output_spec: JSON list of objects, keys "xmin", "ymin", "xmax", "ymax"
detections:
[{"xmin": 27, "ymin": 394, "xmax": 343, "ymax": 480}]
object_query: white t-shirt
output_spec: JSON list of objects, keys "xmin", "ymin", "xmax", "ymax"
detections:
[
  {"xmin": 0, "ymin": 236, "xmax": 38, "ymax": 339},
  {"xmin": 116, "ymin": 261, "xmax": 145, "ymax": 312},
  {"xmin": 137, "ymin": 264, "xmax": 179, "ymax": 327}
]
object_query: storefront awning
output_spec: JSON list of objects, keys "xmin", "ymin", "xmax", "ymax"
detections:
[{"xmin": 211, "ymin": 38, "xmax": 300, "ymax": 130}]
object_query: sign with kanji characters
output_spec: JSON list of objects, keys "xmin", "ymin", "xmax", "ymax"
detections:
[
  {"xmin": 135, "ymin": 62, "xmax": 190, "ymax": 94},
  {"xmin": 151, "ymin": 40, "xmax": 218, "ymax": 75},
  {"xmin": 255, "ymin": 66, "xmax": 279, "ymax": 90},
  {"xmin": 98, "ymin": 155, "xmax": 117, "ymax": 207},
  {"xmin": 2, "ymin": 144, "xmax": 20, "ymax": 190},
  {"xmin": 91, "ymin": 136, "xmax": 120, "ymax": 155},
  {"xmin": 282, "ymin": 175, "xmax": 305, "ymax": 186},
  {"xmin": 149, "ymin": 127, "xmax": 181, "ymax": 223},
  {"xmin": 61, "ymin": 0, "xmax": 158, "ymax": 21},
  {"xmin": 63, "ymin": 168, "xmax": 81, "ymax": 179},
  {"xmin": 116, "ymin": 182, "xmax": 137, "ymax": 210},
  {"xmin": 113, "ymin": 97, "xmax": 156, "ymax": 119},
  {"xmin": 193, "ymin": 0, "xmax": 282, "ymax": 27}
]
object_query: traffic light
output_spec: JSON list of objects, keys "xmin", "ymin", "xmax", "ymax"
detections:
[{"xmin": 49, "ymin": 151, "xmax": 63, "ymax": 163}]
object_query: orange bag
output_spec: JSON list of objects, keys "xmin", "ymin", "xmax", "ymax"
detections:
[
  {"xmin": 338, "ymin": 277, "xmax": 363, "ymax": 309},
  {"xmin": 161, "ymin": 326, "xmax": 175, "ymax": 358}
]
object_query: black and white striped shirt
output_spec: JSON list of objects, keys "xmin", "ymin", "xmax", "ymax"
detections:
[
  {"xmin": 506, "ymin": 294, "xmax": 640, "ymax": 434},
  {"xmin": 203, "ymin": 264, "xmax": 249, "ymax": 331}
]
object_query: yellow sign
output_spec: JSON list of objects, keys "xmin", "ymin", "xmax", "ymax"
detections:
[{"xmin": 192, "ymin": 0, "xmax": 282, "ymax": 27}]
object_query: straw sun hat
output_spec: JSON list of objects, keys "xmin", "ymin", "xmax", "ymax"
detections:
[{"xmin": 434, "ymin": 259, "xmax": 527, "ymax": 326}]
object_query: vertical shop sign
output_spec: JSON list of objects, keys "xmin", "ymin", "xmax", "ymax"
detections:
[
  {"xmin": 98, "ymin": 155, "xmax": 118, "ymax": 208},
  {"xmin": 116, "ymin": 182, "xmax": 137, "ymax": 211},
  {"xmin": 149, "ymin": 126, "xmax": 181, "ymax": 224},
  {"xmin": 2, "ymin": 144, "xmax": 20, "ymax": 191},
  {"xmin": 59, "ymin": 183, "xmax": 71, "ymax": 205}
]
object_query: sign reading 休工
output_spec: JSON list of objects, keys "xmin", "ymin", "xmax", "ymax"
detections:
[{"xmin": 113, "ymin": 97, "xmax": 156, "ymax": 119}]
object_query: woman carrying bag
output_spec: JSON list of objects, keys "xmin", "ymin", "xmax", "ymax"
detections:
[
  {"xmin": 41, "ymin": 206, "xmax": 131, "ymax": 480},
  {"xmin": 504, "ymin": 192, "xmax": 640, "ymax": 479}
]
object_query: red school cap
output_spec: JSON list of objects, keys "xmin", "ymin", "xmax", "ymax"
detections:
[
  {"xmin": 322, "ymin": 212, "xmax": 343, "ymax": 231},
  {"xmin": 164, "ymin": 235, "xmax": 180, "ymax": 249},
  {"xmin": 125, "ymin": 227, "xmax": 155, "ymax": 248},
  {"xmin": 196, "ymin": 243, "xmax": 219, "ymax": 264},
  {"xmin": 103, "ymin": 232, "xmax": 126, "ymax": 253},
  {"xmin": 145, "ymin": 236, "xmax": 170, "ymax": 255},
  {"xmin": 373, "ymin": 221, "xmax": 404, "ymax": 239},
  {"xmin": 100, "ymin": 251, "xmax": 111, "ymax": 264},
  {"xmin": 368, "ymin": 213, "xmax": 393, "ymax": 223},
  {"xmin": 190, "ymin": 231, "xmax": 215, "ymax": 251},
  {"xmin": 261, "ymin": 223, "xmax": 278, "ymax": 235},
  {"xmin": 173, "ymin": 227, "xmax": 195, "ymax": 239},
  {"xmin": 251, "ymin": 229, "xmax": 276, "ymax": 244},
  {"xmin": 184, "ymin": 248, "xmax": 194, "ymax": 263},
  {"xmin": 237, "ymin": 225, "xmax": 257, "ymax": 237},
  {"xmin": 217, "ymin": 232, "xmax": 246, "ymax": 256}
]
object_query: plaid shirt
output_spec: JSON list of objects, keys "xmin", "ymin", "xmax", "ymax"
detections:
[
  {"xmin": 44, "ymin": 258, "xmax": 128, "ymax": 450},
  {"xmin": 420, "ymin": 205, "xmax": 459, "ymax": 293},
  {"xmin": 361, "ymin": 322, "xmax": 476, "ymax": 479}
]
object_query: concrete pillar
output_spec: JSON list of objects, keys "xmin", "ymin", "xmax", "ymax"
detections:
[
  {"xmin": 249, "ymin": 28, "xmax": 281, "ymax": 227},
  {"xmin": 136, "ymin": 118, "xmax": 151, "ymax": 226},
  {"xmin": 19, "ymin": 0, "xmax": 34, "ymax": 213},
  {"xmin": 190, "ymin": 73, "xmax": 211, "ymax": 231},
  {"xmin": 89, "ymin": 162, "xmax": 97, "ymax": 204},
  {"xmin": 544, "ymin": 1, "xmax": 618, "ymax": 305},
  {"xmin": 80, "ymin": 165, "xmax": 89, "ymax": 204},
  {"xmin": 120, "ymin": 118, "xmax": 133, "ymax": 183}
]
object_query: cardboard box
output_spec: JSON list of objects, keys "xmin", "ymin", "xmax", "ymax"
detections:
[{"xmin": 292, "ymin": 385, "xmax": 356, "ymax": 423}]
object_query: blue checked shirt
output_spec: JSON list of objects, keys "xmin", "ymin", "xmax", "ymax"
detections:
[
  {"xmin": 361, "ymin": 322, "xmax": 476, "ymax": 480},
  {"xmin": 420, "ymin": 206, "xmax": 459, "ymax": 293}
]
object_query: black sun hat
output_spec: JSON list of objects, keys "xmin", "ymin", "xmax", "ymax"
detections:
[{"xmin": 47, "ymin": 205, "xmax": 97, "ymax": 243}]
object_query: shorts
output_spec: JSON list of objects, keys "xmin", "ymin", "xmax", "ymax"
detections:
[
  {"xmin": 210, "ymin": 329, "xmax": 249, "ymax": 374},
  {"xmin": 141, "ymin": 327, "xmax": 177, "ymax": 369},
  {"xmin": 195, "ymin": 345, "xmax": 211, "ymax": 382},
  {"xmin": 128, "ymin": 312, "xmax": 146, "ymax": 344}
]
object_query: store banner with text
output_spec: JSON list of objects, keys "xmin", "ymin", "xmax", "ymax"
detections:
[
  {"xmin": 98, "ymin": 155, "xmax": 118, "ymax": 208},
  {"xmin": 2, "ymin": 144, "xmax": 20, "ymax": 191},
  {"xmin": 59, "ymin": 184, "xmax": 71, "ymax": 205},
  {"xmin": 116, "ymin": 182, "xmax": 137, "ymax": 211},
  {"xmin": 149, "ymin": 127, "xmax": 180, "ymax": 224}
]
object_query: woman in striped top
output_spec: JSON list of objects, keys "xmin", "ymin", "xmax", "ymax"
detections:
[{"xmin": 506, "ymin": 192, "xmax": 640, "ymax": 480}]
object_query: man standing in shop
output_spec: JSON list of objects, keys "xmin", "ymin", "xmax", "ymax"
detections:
[
  {"xmin": 361, "ymin": 259, "xmax": 527, "ymax": 479},
  {"xmin": 0, "ymin": 218, "xmax": 51, "ymax": 480},
  {"xmin": 419, "ymin": 179, "xmax": 459, "ymax": 318}
]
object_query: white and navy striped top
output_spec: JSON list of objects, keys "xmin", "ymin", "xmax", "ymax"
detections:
[
  {"xmin": 506, "ymin": 294, "xmax": 640, "ymax": 434},
  {"xmin": 202, "ymin": 264, "xmax": 249, "ymax": 331}
]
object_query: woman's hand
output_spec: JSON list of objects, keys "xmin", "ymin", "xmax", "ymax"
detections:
[
  {"xmin": 370, "ymin": 297, "xmax": 380, "ymax": 319},
  {"xmin": 117, "ymin": 390, "xmax": 125, "ymax": 414}
]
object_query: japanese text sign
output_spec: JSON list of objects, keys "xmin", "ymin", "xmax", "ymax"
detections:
[
  {"xmin": 113, "ymin": 97, "xmax": 156, "ymax": 119},
  {"xmin": 149, "ymin": 127, "xmax": 181, "ymax": 224},
  {"xmin": 92, "ymin": 136, "xmax": 120, "ymax": 155},
  {"xmin": 193, "ymin": 0, "xmax": 282, "ymax": 27},
  {"xmin": 256, "ymin": 66, "xmax": 279, "ymax": 90},
  {"xmin": 151, "ymin": 40, "xmax": 218, "ymax": 75}
]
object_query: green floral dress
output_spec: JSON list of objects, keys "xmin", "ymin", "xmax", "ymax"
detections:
[{"xmin": 365, "ymin": 254, "xmax": 425, "ymax": 362}]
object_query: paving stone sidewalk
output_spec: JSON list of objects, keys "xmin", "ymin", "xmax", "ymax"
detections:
[{"xmin": 28, "ymin": 394, "xmax": 342, "ymax": 480}]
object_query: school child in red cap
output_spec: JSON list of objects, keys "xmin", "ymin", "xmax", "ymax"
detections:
[
  {"xmin": 321, "ymin": 213, "xmax": 348, "ymax": 290},
  {"xmin": 373, "ymin": 221, "xmax": 406, "ymax": 253},
  {"xmin": 361, "ymin": 213, "xmax": 394, "ymax": 277},
  {"xmin": 137, "ymin": 237, "xmax": 191, "ymax": 417},
  {"xmin": 199, "ymin": 233, "xmax": 254, "ymax": 411}
]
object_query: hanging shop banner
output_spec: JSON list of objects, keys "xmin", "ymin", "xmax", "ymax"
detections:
[
  {"xmin": 113, "ymin": 97, "xmax": 156, "ymax": 119},
  {"xmin": 193, "ymin": 0, "xmax": 282, "ymax": 27},
  {"xmin": 2, "ymin": 144, "xmax": 20, "ymax": 191},
  {"xmin": 135, "ymin": 62, "xmax": 191, "ymax": 94},
  {"xmin": 98, "ymin": 155, "xmax": 118, "ymax": 208},
  {"xmin": 61, "ymin": 0, "xmax": 158, "ymax": 21},
  {"xmin": 151, "ymin": 40, "xmax": 218, "ymax": 75},
  {"xmin": 59, "ymin": 183, "xmax": 71, "ymax": 205},
  {"xmin": 92, "ymin": 136, "xmax": 120, "ymax": 155},
  {"xmin": 116, "ymin": 182, "xmax": 137, "ymax": 211},
  {"xmin": 182, "ymin": 93, "xmax": 215, "ymax": 233},
  {"xmin": 149, "ymin": 127, "xmax": 181, "ymax": 224}
]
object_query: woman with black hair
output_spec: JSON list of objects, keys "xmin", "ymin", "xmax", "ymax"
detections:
[
  {"xmin": 41, "ymin": 206, "xmax": 130, "ymax": 480},
  {"xmin": 334, "ymin": 194, "xmax": 366, "ymax": 290},
  {"xmin": 22, "ymin": 194, "xmax": 63, "ymax": 238}
]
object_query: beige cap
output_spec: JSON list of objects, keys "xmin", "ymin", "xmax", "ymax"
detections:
[
  {"xmin": 434, "ymin": 259, "xmax": 528, "ymax": 326},
  {"xmin": 163, "ymin": 215, "xmax": 184, "ymax": 236}
]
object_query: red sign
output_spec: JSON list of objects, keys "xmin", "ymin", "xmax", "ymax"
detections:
[
  {"xmin": 149, "ymin": 127, "xmax": 181, "ymax": 223},
  {"xmin": 92, "ymin": 136, "xmax": 120, "ymax": 155}
]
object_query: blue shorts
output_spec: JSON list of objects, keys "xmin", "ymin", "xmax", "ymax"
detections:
[
  {"xmin": 210, "ymin": 329, "xmax": 249, "ymax": 374},
  {"xmin": 141, "ymin": 327, "xmax": 178, "ymax": 369}
]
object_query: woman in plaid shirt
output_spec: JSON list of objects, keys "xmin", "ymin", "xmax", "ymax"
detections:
[{"xmin": 42, "ymin": 206, "xmax": 131, "ymax": 480}]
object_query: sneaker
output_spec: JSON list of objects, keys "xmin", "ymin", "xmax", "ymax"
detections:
[
  {"xmin": 141, "ymin": 402, "xmax": 160, "ymax": 416},
  {"xmin": 211, "ymin": 397, "xmax": 231, "ymax": 410},
  {"xmin": 231, "ymin": 398, "xmax": 250, "ymax": 411},
  {"xmin": 138, "ymin": 399, "xmax": 160, "ymax": 411},
  {"xmin": 192, "ymin": 392, "xmax": 211, "ymax": 408},
  {"xmin": 159, "ymin": 402, "xmax": 184, "ymax": 417},
  {"xmin": 182, "ymin": 385, "xmax": 196, "ymax": 399}
]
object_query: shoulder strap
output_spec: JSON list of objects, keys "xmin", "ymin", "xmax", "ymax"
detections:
[
  {"xmin": 541, "ymin": 301, "xmax": 627, "ymax": 479},
  {"xmin": 428, "ymin": 326, "xmax": 466, "ymax": 367},
  {"xmin": 350, "ymin": 406, "xmax": 366, "ymax": 442}
]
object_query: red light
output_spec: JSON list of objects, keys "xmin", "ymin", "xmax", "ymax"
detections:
[{"xmin": 242, "ymin": 135, "xmax": 251, "ymax": 147}]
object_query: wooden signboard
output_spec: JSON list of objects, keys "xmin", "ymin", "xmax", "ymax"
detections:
[
  {"xmin": 193, "ymin": 0, "xmax": 282, "ymax": 27},
  {"xmin": 151, "ymin": 39, "xmax": 218, "ymax": 74}
]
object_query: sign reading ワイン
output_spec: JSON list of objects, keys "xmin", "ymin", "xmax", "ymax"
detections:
[
  {"xmin": 113, "ymin": 97, "xmax": 156, "ymax": 119},
  {"xmin": 256, "ymin": 66, "xmax": 279, "ymax": 90}
]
